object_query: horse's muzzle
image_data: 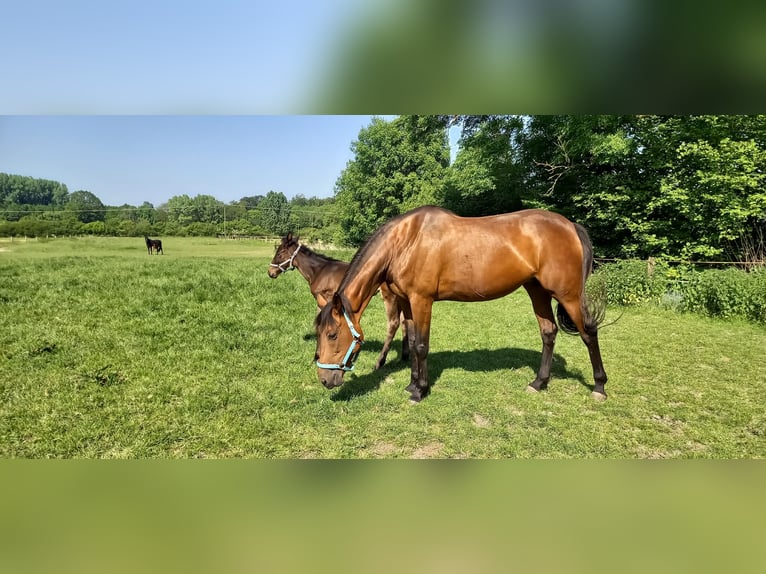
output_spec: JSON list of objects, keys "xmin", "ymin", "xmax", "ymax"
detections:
[
  {"xmin": 318, "ymin": 368, "xmax": 345, "ymax": 389},
  {"xmin": 267, "ymin": 268, "xmax": 280, "ymax": 279}
]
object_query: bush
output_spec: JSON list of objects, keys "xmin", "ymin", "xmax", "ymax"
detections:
[
  {"xmin": 594, "ymin": 260, "xmax": 673, "ymax": 306},
  {"xmin": 682, "ymin": 267, "xmax": 766, "ymax": 324},
  {"xmin": 185, "ymin": 222, "xmax": 218, "ymax": 237},
  {"xmin": 597, "ymin": 260, "xmax": 766, "ymax": 324}
]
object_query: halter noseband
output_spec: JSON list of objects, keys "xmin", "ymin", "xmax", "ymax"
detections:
[
  {"xmin": 270, "ymin": 243, "xmax": 302, "ymax": 273},
  {"xmin": 316, "ymin": 309, "xmax": 364, "ymax": 372}
]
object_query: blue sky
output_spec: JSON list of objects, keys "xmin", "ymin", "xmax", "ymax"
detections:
[
  {"xmin": 1, "ymin": 0, "xmax": 367, "ymax": 113},
  {"xmin": 0, "ymin": 116, "xmax": 392, "ymax": 206},
  {"xmin": 1, "ymin": 3, "xmax": 461, "ymax": 208}
]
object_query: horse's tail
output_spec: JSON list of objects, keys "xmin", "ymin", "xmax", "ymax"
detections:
[{"xmin": 556, "ymin": 223, "xmax": 606, "ymax": 335}]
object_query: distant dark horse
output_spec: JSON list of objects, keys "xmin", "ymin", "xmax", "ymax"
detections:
[
  {"xmin": 145, "ymin": 236, "xmax": 163, "ymax": 255},
  {"xmin": 269, "ymin": 232, "xmax": 407, "ymax": 370},
  {"xmin": 315, "ymin": 206, "xmax": 608, "ymax": 403}
]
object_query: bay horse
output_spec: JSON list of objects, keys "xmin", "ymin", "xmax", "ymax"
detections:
[
  {"xmin": 145, "ymin": 236, "xmax": 163, "ymax": 255},
  {"xmin": 315, "ymin": 206, "xmax": 608, "ymax": 403},
  {"xmin": 268, "ymin": 232, "xmax": 408, "ymax": 370}
]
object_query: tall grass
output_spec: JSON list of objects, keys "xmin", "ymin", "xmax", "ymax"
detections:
[{"xmin": 1, "ymin": 237, "xmax": 765, "ymax": 457}]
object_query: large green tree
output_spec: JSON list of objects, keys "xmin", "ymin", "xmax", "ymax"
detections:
[
  {"xmin": 334, "ymin": 115, "xmax": 449, "ymax": 245},
  {"xmin": 66, "ymin": 190, "xmax": 105, "ymax": 223},
  {"xmin": 491, "ymin": 114, "xmax": 766, "ymax": 259},
  {"xmin": 0, "ymin": 173, "xmax": 69, "ymax": 206},
  {"xmin": 443, "ymin": 115, "xmax": 527, "ymax": 216},
  {"xmin": 257, "ymin": 191, "xmax": 292, "ymax": 235},
  {"xmin": 163, "ymin": 195, "xmax": 195, "ymax": 226},
  {"xmin": 519, "ymin": 115, "xmax": 638, "ymax": 256}
]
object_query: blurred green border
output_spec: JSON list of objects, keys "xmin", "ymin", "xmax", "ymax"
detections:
[{"xmin": 1, "ymin": 460, "xmax": 765, "ymax": 573}]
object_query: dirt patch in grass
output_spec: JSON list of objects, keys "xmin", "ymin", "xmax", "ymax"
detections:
[
  {"xmin": 370, "ymin": 442, "xmax": 399, "ymax": 457},
  {"xmin": 472, "ymin": 413, "xmax": 491, "ymax": 428},
  {"xmin": 411, "ymin": 442, "xmax": 445, "ymax": 459}
]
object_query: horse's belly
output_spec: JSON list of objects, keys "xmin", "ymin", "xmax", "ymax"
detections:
[{"xmin": 435, "ymin": 280, "xmax": 523, "ymax": 302}]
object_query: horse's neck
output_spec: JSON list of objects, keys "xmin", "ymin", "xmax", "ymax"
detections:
[
  {"xmin": 342, "ymin": 251, "xmax": 389, "ymax": 317},
  {"xmin": 293, "ymin": 248, "xmax": 325, "ymax": 284}
]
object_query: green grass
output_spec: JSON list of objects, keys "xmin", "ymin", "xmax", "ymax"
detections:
[{"xmin": 1, "ymin": 236, "xmax": 765, "ymax": 458}]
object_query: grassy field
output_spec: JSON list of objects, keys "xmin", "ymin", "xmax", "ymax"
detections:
[{"xmin": 1, "ymin": 236, "xmax": 765, "ymax": 458}]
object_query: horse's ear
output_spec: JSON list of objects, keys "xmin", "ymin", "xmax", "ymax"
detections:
[{"xmin": 286, "ymin": 231, "xmax": 294, "ymax": 242}]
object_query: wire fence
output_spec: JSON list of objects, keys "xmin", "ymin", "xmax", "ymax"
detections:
[{"xmin": 594, "ymin": 257, "xmax": 765, "ymax": 270}]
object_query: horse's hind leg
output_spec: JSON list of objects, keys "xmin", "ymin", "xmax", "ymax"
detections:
[
  {"xmin": 581, "ymin": 326, "xmax": 607, "ymax": 400},
  {"xmin": 524, "ymin": 281, "xmax": 558, "ymax": 392},
  {"xmin": 557, "ymin": 298, "xmax": 608, "ymax": 400},
  {"xmin": 374, "ymin": 285, "xmax": 401, "ymax": 369}
]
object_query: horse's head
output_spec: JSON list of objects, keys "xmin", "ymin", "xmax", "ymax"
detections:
[
  {"xmin": 268, "ymin": 232, "xmax": 299, "ymax": 278},
  {"xmin": 314, "ymin": 293, "xmax": 364, "ymax": 389}
]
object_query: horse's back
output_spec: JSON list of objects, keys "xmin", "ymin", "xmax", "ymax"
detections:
[{"xmin": 388, "ymin": 206, "xmax": 583, "ymax": 301}]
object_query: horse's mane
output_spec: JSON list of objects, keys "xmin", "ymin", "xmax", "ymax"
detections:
[
  {"xmin": 281, "ymin": 234, "xmax": 343, "ymax": 264},
  {"xmin": 303, "ymin": 243, "xmax": 343, "ymax": 264},
  {"xmin": 315, "ymin": 206, "xmax": 438, "ymax": 331},
  {"xmin": 337, "ymin": 209, "xmax": 420, "ymax": 293},
  {"xmin": 315, "ymin": 215, "xmax": 402, "ymax": 333}
]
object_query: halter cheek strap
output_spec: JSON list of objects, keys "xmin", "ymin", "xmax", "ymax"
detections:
[
  {"xmin": 270, "ymin": 244, "xmax": 302, "ymax": 273},
  {"xmin": 316, "ymin": 310, "xmax": 364, "ymax": 371}
]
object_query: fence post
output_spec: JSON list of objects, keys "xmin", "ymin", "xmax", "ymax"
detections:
[{"xmin": 647, "ymin": 256, "xmax": 655, "ymax": 278}]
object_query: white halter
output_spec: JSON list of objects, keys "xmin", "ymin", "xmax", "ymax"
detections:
[{"xmin": 270, "ymin": 244, "xmax": 302, "ymax": 273}]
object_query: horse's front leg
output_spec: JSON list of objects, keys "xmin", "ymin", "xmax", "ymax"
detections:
[
  {"xmin": 399, "ymin": 310, "xmax": 409, "ymax": 363},
  {"xmin": 404, "ymin": 297, "xmax": 433, "ymax": 403}
]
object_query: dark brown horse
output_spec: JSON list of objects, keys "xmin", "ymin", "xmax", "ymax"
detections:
[
  {"xmin": 269, "ymin": 233, "xmax": 408, "ymax": 370},
  {"xmin": 315, "ymin": 206, "xmax": 608, "ymax": 403},
  {"xmin": 145, "ymin": 236, "xmax": 163, "ymax": 255}
]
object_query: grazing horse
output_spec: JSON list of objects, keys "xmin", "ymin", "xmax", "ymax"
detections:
[
  {"xmin": 315, "ymin": 206, "xmax": 608, "ymax": 403},
  {"xmin": 269, "ymin": 232, "xmax": 407, "ymax": 370},
  {"xmin": 145, "ymin": 236, "xmax": 163, "ymax": 255}
]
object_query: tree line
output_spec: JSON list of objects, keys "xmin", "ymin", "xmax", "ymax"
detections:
[
  {"xmin": 3, "ymin": 115, "xmax": 765, "ymax": 261},
  {"xmin": 0, "ymin": 175, "xmax": 338, "ymax": 242}
]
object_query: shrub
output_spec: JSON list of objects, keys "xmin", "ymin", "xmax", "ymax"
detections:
[
  {"xmin": 594, "ymin": 259, "xmax": 672, "ymax": 306},
  {"xmin": 597, "ymin": 260, "xmax": 766, "ymax": 325},
  {"xmin": 682, "ymin": 267, "xmax": 766, "ymax": 324}
]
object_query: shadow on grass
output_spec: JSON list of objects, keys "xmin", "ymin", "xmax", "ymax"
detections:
[{"xmin": 330, "ymin": 344, "xmax": 590, "ymax": 402}]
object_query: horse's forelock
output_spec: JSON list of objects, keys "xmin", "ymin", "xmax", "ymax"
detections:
[{"xmin": 315, "ymin": 300, "xmax": 336, "ymax": 331}]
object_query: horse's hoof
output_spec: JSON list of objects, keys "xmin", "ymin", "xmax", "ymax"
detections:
[
  {"xmin": 591, "ymin": 391, "xmax": 607, "ymax": 401},
  {"xmin": 525, "ymin": 385, "xmax": 539, "ymax": 393}
]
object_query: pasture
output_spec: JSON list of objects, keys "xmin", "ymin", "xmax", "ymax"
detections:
[{"xmin": 1, "ymin": 236, "xmax": 764, "ymax": 458}]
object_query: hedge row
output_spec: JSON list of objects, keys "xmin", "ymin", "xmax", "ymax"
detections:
[{"xmin": 594, "ymin": 260, "xmax": 766, "ymax": 324}]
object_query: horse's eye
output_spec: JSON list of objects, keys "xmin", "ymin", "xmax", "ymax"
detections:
[{"xmin": 328, "ymin": 332, "xmax": 338, "ymax": 341}]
